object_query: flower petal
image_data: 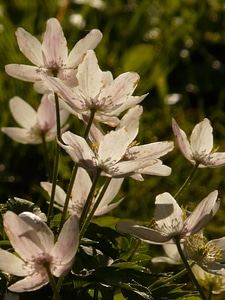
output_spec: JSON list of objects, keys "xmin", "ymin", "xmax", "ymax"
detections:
[
  {"xmin": 190, "ymin": 118, "xmax": 213, "ymax": 155},
  {"xmin": 206, "ymin": 152, "xmax": 225, "ymax": 168},
  {"xmin": 42, "ymin": 18, "xmax": 68, "ymax": 68},
  {"xmin": 51, "ymin": 215, "xmax": 79, "ymax": 276},
  {"xmin": 1, "ymin": 128, "xmax": 41, "ymax": 144},
  {"xmin": 155, "ymin": 192, "xmax": 184, "ymax": 236},
  {"xmin": 9, "ymin": 97, "xmax": 37, "ymax": 129},
  {"xmin": 172, "ymin": 118, "xmax": 193, "ymax": 162},
  {"xmin": 184, "ymin": 190, "xmax": 219, "ymax": 235},
  {"xmin": 5, "ymin": 64, "xmax": 42, "ymax": 82},
  {"xmin": 66, "ymin": 29, "xmax": 103, "ymax": 68},
  {"xmin": 0, "ymin": 250, "xmax": 30, "ymax": 276},
  {"xmin": 15, "ymin": 27, "xmax": 43, "ymax": 66},
  {"xmin": 116, "ymin": 221, "xmax": 170, "ymax": 244},
  {"xmin": 8, "ymin": 272, "xmax": 49, "ymax": 292},
  {"xmin": 37, "ymin": 94, "xmax": 56, "ymax": 130}
]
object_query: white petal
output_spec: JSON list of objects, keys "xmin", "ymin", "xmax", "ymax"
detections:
[
  {"xmin": 5, "ymin": 64, "xmax": 42, "ymax": 82},
  {"xmin": 155, "ymin": 192, "xmax": 184, "ymax": 235},
  {"xmin": 172, "ymin": 118, "xmax": 193, "ymax": 162},
  {"xmin": 184, "ymin": 190, "xmax": 219, "ymax": 235},
  {"xmin": 15, "ymin": 28, "xmax": 43, "ymax": 66},
  {"xmin": 9, "ymin": 97, "xmax": 37, "ymax": 129},
  {"xmin": 42, "ymin": 18, "xmax": 68, "ymax": 68},
  {"xmin": 205, "ymin": 152, "xmax": 225, "ymax": 168},
  {"xmin": 41, "ymin": 182, "xmax": 66, "ymax": 207},
  {"xmin": 140, "ymin": 160, "xmax": 172, "ymax": 176},
  {"xmin": 66, "ymin": 29, "xmax": 103, "ymax": 68},
  {"xmin": 1, "ymin": 127, "xmax": 41, "ymax": 144},
  {"xmin": 190, "ymin": 118, "xmax": 213, "ymax": 155},
  {"xmin": 0, "ymin": 250, "xmax": 30, "ymax": 276},
  {"xmin": 37, "ymin": 94, "xmax": 56, "ymax": 130},
  {"xmin": 8, "ymin": 272, "xmax": 49, "ymax": 292},
  {"xmin": 52, "ymin": 215, "xmax": 79, "ymax": 276},
  {"xmin": 116, "ymin": 221, "xmax": 170, "ymax": 244}
]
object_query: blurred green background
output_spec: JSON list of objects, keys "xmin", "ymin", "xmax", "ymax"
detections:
[{"xmin": 1, "ymin": 0, "xmax": 225, "ymax": 231}]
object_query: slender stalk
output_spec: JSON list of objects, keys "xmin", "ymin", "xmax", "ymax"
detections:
[
  {"xmin": 83, "ymin": 109, "xmax": 96, "ymax": 139},
  {"xmin": 175, "ymin": 237, "xmax": 207, "ymax": 300},
  {"xmin": 174, "ymin": 162, "xmax": 199, "ymax": 199},
  {"xmin": 45, "ymin": 264, "xmax": 61, "ymax": 300},
  {"xmin": 41, "ymin": 133, "xmax": 52, "ymax": 181},
  {"xmin": 127, "ymin": 239, "xmax": 142, "ymax": 262},
  {"xmin": 79, "ymin": 177, "xmax": 111, "ymax": 241},
  {"xmin": 79, "ymin": 168, "xmax": 102, "ymax": 228},
  {"xmin": 47, "ymin": 94, "xmax": 62, "ymax": 225},
  {"xmin": 59, "ymin": 163, "xmax": 78, "ymax": 231}
]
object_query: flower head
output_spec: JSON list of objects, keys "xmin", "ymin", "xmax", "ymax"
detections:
[
  {"xmin": 116, "ymin": 190, "xmax": 219, "ymax": 244},
  {"xmin": 44, "ymin": 50, "xmax": 147, "ymax": 126},
  {"xmin": 41, "ymin": 167, "xmax": 124, "ymax": 217},
  {"xmin": 58, "ymin": 105, "xmax": 173, "ymax": 179},
  {"xmin": 172, "ymin": 118, "xmax": 225, "ymax": 168},
  {"xmin": 0, "ymin": 211, "xmax": 79, "ymax": 292},
  {"xmin": 5, "ymin": 18, "xmax": 102, "ymax": 92},
  {"xmin": 2, "ymin": 94, "xmax": 69, "ymax": 144}
]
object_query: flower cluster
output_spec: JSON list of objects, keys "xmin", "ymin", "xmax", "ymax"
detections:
[{"xmin": 2, "ymin": 16, "xmax": 225, "ymax": 300}]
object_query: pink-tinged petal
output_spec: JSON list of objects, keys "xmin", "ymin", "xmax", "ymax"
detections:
[
  {"xmin": 0, "ymin": 250, "xmax": 30, "ymax": 276},
  {"xmin": 37, "ymin": 94, "xmax": 56, "ymax": 130},
  {"xmin": 42, "ymin": 18, "xmax": 68, "ymax": 68},
  {"xmin": 1, "ymin": 128, "xmax": 41, "ymax": 144},
  {"xmin": 116, "ymin": 221, "xmax": 170, "ymax": 244},
  {"xmin": 184, "ymin": 190, "xmax": 219, "ymax": 235},
  {"xmin": 5, "ymin": 64, "xmax": 42, "ymax": 82},
  {"xmin": 9, "ymin": 97, "xmax": 37, "ymax": 129},
  {"xmin": 190, "ymin": 118, "xmax": 213, "ymax": 155},
  {"xmin": 94, "ymin": 113, "xmax": 120, "ymax": 127},
  {"xmin": 98, "ymin": 127, "xmax": 136, "ymax": 166},
  {"xmin": 77, "ymin": 50, "xmax": 110, "ymax": 101},
  {"xmin": 52, "ymin": 215, "xmax": 79, "ymax": 276},
  {"xmin": 111, "ymin": 94, "xmax": 147, "ymax": 116},
  {"xmin": 71, "ymin": 167, "xmax": 92, "ymax": 207},
  {"xmin": 4, "ymin": 211, "xmax": 47, "ymax": 261},
  {"xmin": 100, "ymin": 72, "xmax": 140, "ymax": 108},
  {"xmin": 172, "ymin": 118, "xmax": 193, "ymax": 162},
  {"xmin": 41, "ymin": 182, "xmax": 66, "ymax": 208},
  {"xmin": 128, "ymin": 141, "xmax": 174, "ymax": 160},
  {"xmin": 19, "ymin": 212, "xmax": 54, "ymax": 254},
  {"xmin": 140, "ymin": 160, "xmax": 172, "ymax": 176},
  {"xmin": 8, "ymin": 272, "xmax": 49, "ymax": 293},
  {"xmin": 60, "ymin": 131, "xmax": 97, "ymax": 170},
  {"xmin": 205, "ymin": 152, "xmax": 225, "ymax": 168},
  {"xmin": 15, "ymin": 28, "xmax": 43, "ymax": 66},
  {"xmin": 155, "ymin": 193, "xmax": 184, "ymax": 235},
  {"xmin": 66, "ymin": 29, "xmax": 103, "ymax": 68},
  {"xmin": 95, "ymin": 178, "xmax": 124, "ymax": 216}
]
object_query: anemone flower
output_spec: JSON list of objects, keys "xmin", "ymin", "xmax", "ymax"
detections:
[
  {"xmin": 0, "ymin": 211, "xmax": 79, "ymax": 292},
  {"xmin": 5, "ymin": 18, "xmax": 102, "ymax": 92},
  {"xmin": 41, "ymin": 167, "xmax": 124, "ymax": 217},
  {"xmin": 2, "ymin": 94, "xmax": 69, "ymax": 144},
  {"xmin": 116, "ymin": 190, "xmax": 219, "ymax": 244},
  {"xmin": 172, "ymin": 118, "xmax": 225, "ymax": 168},
  {"xmin": 44, "ymin": 50, "xmax": 147, "ymax": 126}
]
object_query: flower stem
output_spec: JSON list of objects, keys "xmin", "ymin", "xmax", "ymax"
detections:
[
  {"xmin": 47, "ymin": 94, "xmax": 62, "ymax": 225},
  {"xmin": 79, "ymin": 168, "xmax": 102, "ymax": 229},
  {"xmin": 79, "ymin": 177, "xmax": 112, "ymax": 241},
  {"xmin": 174, "ymin": 162, "xmax": 199, "ymax": 199},
  {"xmin": 41, "ymin": 133, "xmax": 52, "ymax": 181},
  {"xmin": 175, "ymin": 237, "xmax": 207, "ymax": 300},
  {"xmin": 45, "ymin": 264, "xmax": 61, "ymax": 300}
]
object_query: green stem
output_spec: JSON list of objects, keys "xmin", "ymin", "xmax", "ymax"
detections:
[
  {"xmin": 41, "ymin": 133, "xmax": 52, "ymax": 181},
  {"xmin": 174, "ymin": 162, "xmax": 199, "ymax": 199},
  {"xmin": 79, "ymin": 168, "xmax": 102, "ymax": 229},
  {"xmin": 175, "ymin": 237, "xmax": 207, "ymax": 300},
  {"xmin": 59, "ymin": 164, "xmax": 78, "ymax": 231},
  {"xmin": 45, "ymin": 264, "xmax": 61, "ymax": 300},
  {"xmin": 127, "ymin": 239, "xmax": 142, "ymax": 262},
  {"xmin": 83, "ymin": 109, "xmax": 96, "ymax": 139},
  {"xmin": 79, "ymin": 177, "xmax": 111, "ymax": 241},
  {"xmin": 47, "ymin": 94, "xmax": 62, "ymax": 226}
]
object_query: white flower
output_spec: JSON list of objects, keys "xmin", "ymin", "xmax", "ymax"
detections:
[
  {"xmin": 1, "ymin": 94, "xmax": 69, "ymax": 144},
  {"xmin": 44, "ymin": 50, "xmax": 147, "ymax": 126},
  {"xmin": 152, "ymin": 243, "xmax": 182, "ymax": 265},
  {"xmin": 41, "ymin": 167, "xmax": 124, "ymax": 217},
  {"xmin": 5, "ymin": 18, "xmax": 102, "ymax": 92},
  {"xmin": 0, "ymin": 211, "xmax": 79, "ymax": 292},
  {"xmin": 116, "ymin": 190, "xmax": 220, "ymax": 244},
  {"xmin": 172, "ymin": 118, "xmax": 225, "ymax": 167},
  {"xmin": 58, "ymin": 106, "xmax": 173, "ymax": 179}
]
